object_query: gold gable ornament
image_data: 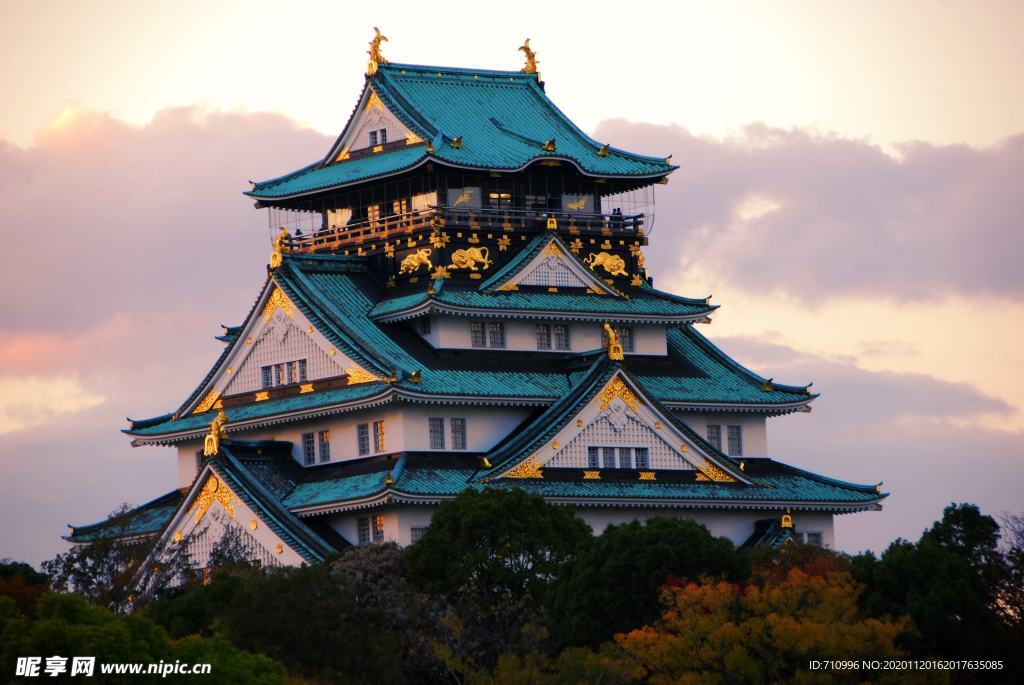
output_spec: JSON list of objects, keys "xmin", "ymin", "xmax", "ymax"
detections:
[
  {"xmin": 188, "ymin": 475, "xmax": 237, "ymax": 523},
  {"xmin": 518, "ymin": 38, "xmax": 539, "ymax": 76},
  {"xmin": 269, "ymin": 227, "xmax": 290, "ymax": 269},
  {"xmin": 367, "ymin": 27, "xmax": 388, "ymax": 76},
  {"xmin": 203, "ymin": 410, "xmax": 229, "ymax": 457},
  {"xmin": 780, "ymin": 509, "xmax": 794, "ymax": 529},
  {"xmin": 603, "ymin": 323, "xmax": 625, "ymax": 361}
]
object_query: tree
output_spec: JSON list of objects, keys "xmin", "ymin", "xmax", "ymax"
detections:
[
  {"xmin": 615, "ymin": 567, "xmax": 916, "ymax": 685},
  {"xmin": 0, "ymin": 559, "xmax": 49, "ymax": 616},
  {"xmin": 548, "ymin": 517, "xmax": 747, "ymax": 648}
]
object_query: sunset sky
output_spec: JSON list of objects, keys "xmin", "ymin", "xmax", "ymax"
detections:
[{"xmin": 1, "ymin": 0, "xmax": 1021, "ymax": 565}]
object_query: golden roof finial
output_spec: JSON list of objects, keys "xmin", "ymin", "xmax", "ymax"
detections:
[
  {"xmin": 603, "ymin": 322, "xmax": 624, "ymax": 361},
  {"xmin": 367, "ymin": 27, "xmax": 389, "ymax": 76},
  {"xmin": 269, "ymin": 226, "xmax": 290, "ymax": 269},
  {"xmin": 203, "ymin": 409, "xmax": 229, "ymax": 457},
  {"xmin": 780, "ymin": 508, "xmax": 794, "ymax": 529},
  {"xmin": 519, "ymin": 38, "xmax": 538, "ymax": 75}
]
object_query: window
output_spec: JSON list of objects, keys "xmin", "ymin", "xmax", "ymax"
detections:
[
  {"xmin": 372, "ymin": 514, "xmax": 385, "ymax": 543},
  {"xmin": 488, "ymin": 322, "xmax": 506, "ymax": 348},
  {"xmin": 707, "ymin": 425, "xmax": 722, "ymax": 450},
  {"xmin": 429, "ymin": 417, "xmax": 446, "ymax": 449},
  {"xmin": 302, "ymin": 432, "xmax": 315, "ymax": 465},
  {"xmin": 373, "ymin": 420, "xmax": 386, "ymax": 452},
  {"xmin": 358, "ymin": 517, "xmax": 370, "ymax": 544},
  {"xmin": 618, "ymin": 447, "xmax": 633, "ymax": 469},
  {"xmin": 419, "ymin": 317, "xmax": 431, "ymax": 336},
  {"xmin": 318, "ymin": 430, "xmax": 331, "ymax": 463},
  {"xmin": 471, "ymin": 321, "xmax": 505, "ymax": 348},
  {"xmin": 617, "ymin": 327, "xmax": 635, "ymax": 353},
  {"xmin": 587, "ymin": 446, "xmax": 600, "ymax": 468},
  {"xmin": 804, "ymin": 532, "xmax": 823, "ymax": 547},
  {"xmin": 470, "ymin": 321, "xmax": 486, "ymax": 347},
  {"xmin": 451, "ymin": 418, "xmax": 467, "ymax": 450},
  {"xmin": 553, "ymin": 324, "xmax": 570, "ymax": 351},
  {"xmin": 601, "ymin": 447, "xmax": 616, "ymax": 469},
  {"xmin": 368, "ymin": 130, "xmax": 378, "ymax": 146},
  {"xmin": 536, "ymin": 324, "xmax": 551, "ymax": 350},
  {"xmin": 727, "ymin": 425, "xmax": 743, "ymax": 456},
  {"xmin": 379, "ymin": 128, "xmax": 387, "ymax": 144},
  {"xmin": 488, "ymin": 191, "xmax": 512, "ymax": 208},
  {"xmin": 261, "ymin": 359, "xmax": 307, "ymax": 388},
  {"xmin": 357, "ymin": 423, "xmax": 370, "ymax": 456},
  {"xmin": 195, "ymin": 452, "xmax": 204, "ymax": 473},
  {"xmin": 358, "ymin": 515, "xmax": 386, "ymax": 544},
  {"xmin": 411, "ymin": 526, "xmax": 428, "ymax": 543},
  {"xmin": 634, "ymin": 447, "xmax": 650, "ymax": 469}
]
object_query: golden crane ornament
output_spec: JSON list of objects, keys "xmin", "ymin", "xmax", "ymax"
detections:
[
  {"xmin": 519, "ymin": 38, "xmax": 539, "ymax": 75},
  {"xmin": 367, "ymin": 27, "xmax": 388, "ymax": 76}
]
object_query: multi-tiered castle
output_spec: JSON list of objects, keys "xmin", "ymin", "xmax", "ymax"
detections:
[{"xmin": 68, "ymin": 34, "xmax": 885, "ymax": 582}]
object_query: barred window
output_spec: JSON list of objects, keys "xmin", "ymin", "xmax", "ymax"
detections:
[
  {"xmin": 368, "ymin": 130, "xmax": 378, "ymax": 146},
  {"xmin": 707, "ymin": 425, "xmax": 722, "ymax": 451},
  {"xmin": 373, "ymin": 420, "xmax": 386, "ymax": 453},
  {"xmin": 634, "ymin": 447, "xmax": 650, "ymax": 469},
  {"xmin": 617, "ymin": 327, "xmax": 635, "ymax": 353},
  {"xmin": 587, "ymin": 446, "xmax": 600, "ymax": 468},
  {"xmin": 357, "ymin": 423, "xmax": 370, "ymax": 456},
  {"xmin": 358, "ymin": 517, "xmax": 370, "ymax": 544},
  {"xmin": 727, "ymin": 425, "xmax": 743, "ymax": 456},
  {"xmin": 261, "ymin": 359, "xmax": 307, "ymax": 388},
  {"xmin": 302, "ymin": 432, "xmax": 315, "ymax": 465},
  {"xmin": 804, "ymin": 532, "xmax": 823, "ymax": 547},
  {"xmin": 411, "ymin": 526, "xmax": 428, "ymax": 543},
  {"xmin": 536, "ymin": 323, "xmax": 552, "ymax": 350},
  {"xmin": 470, "ymin": 321, "xmax": 486, "ymax": 347},
  {"xmin": 429, "ymin": 417, "xmax": 445, "ymax": 449},
  {"xmin": 372, "ymin": 514, "xmax": 385, "ymax": 543},
  {"xmin": 318, "ymin": 430, "xmax": 331, "ymax": 463},
  {"xmin": 488, "ymin": 322, "xmax": 506, "ymax": 348},
  {"xmin": 451, "ymin": 418, "xmax": 467, "ymax": 450},
  {"xmin": 298, "ymin": 359, "xmax": 308, "ymax": 382},
  {"xmin": 618, "ymin": 447, "xmax": 633, "ymax": 469},
  {"xmin": 601, "ymin": 447, "xmax": 616, "ymax": 469},
  {"xmin": 276, "ymin": 363, "xmax": 287, "ymax": 386},
  {"xmin": 379, "ymin": 128, "xmax": 387, "ymax": 144},
  {"xmin": 553, "ymin": 324, "xmax": 570, "ymax": 351},
  {"xmin": 261, "ymin": 366, "xmax": 273, "ymax": 389}
]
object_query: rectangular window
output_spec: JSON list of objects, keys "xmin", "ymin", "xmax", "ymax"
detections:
[
  {"xmin": 618, "ymin": 447, "xmax": 633, "ymax": 469},
  {"xmin": 368, "ymin": 130, "xmax": 378, "ymax": 146},
  {"xmin": 379, "ymin": 128, "xmax": 387, "ymax": 144},
  {"xmin": 429, "ymin": 417, "xmax": 446, "ymax": 449},
  {"xmin": 451, "ymin": 418, "xmax": 467, "ymax": 450},
  {"xmin": 411, "ymin": 526, "xmax": 428, "ymax": 543},
  {"xmin": 298, "ymin": 359, "xmax": 308, "ymax": 382},
  {"xmin": 318, "ymin": 430, "xmax": 331, "ymax": 463},
  {"xmin": 276, "ymin": 363, "xmax": 286, "ymax": 386},
  {"xmin": 634, "ymin": 447, "xmax": 650, "ymax": 469},
  {"xmin": 373, "ymin": 420, "xmax": 386, "ymax": 453},
  {"xmin": 261, "ymin": 365, "xmax": 272, "ymax": 389},
  {"xmin": 727, "ymin": 425, "xmax": 743, "ymax": 456},
  {"xmin": 357, "ymin": 423, "xmax": 370, "ymax": 456},
  {"xmin": 587, "ymin": 446, "xmax": 600, "ymax": 468},
  {"xmin": 488, "ymin": 322, "xmax": 506, "ymax": 348},
  {"xmin": 601, "ymin": 447, "xmax": 616, "ymax": 469},
  {"xmin": 553, "ymin": 324, "xmax": 570, "ymax": 351},
  {"xmin": 804, "ymin": 532, "xmax": 823, "ymax": 547},
  {"xmin": 372, "ymin": 514, "xmax": 385, "ymax": 543},
  {"xmin": 617, "ymin": 327, "xmax": 635, "ymax": 353},
  {"xmin": 470, "ymin": 321, "xmax": 486, "ymax": 348},
  {"xmin": 302, "ymin": 432, "xmax": 315, "ymax": 465},
  {"xmin": 358, "ymin": 517, "xmax": 370, "ymax": 544},
  {"xmin": 536, "ymin": 323, "xmax": 552, "ymax": 350},
  {"xmin": 707, "ymin": 425, "xmax": 722, "ymax": 451}
]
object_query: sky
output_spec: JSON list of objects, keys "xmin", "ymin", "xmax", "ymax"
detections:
[{"xmin": 0, "ymin": 0, "xmax": 1021, "ymax": 565}]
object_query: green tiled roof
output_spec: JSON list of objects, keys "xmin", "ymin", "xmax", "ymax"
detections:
[
  {"xmin": 66, "ymin": 490, "xmax": 184, "ymax": 543},
  {"xmin": 248, "ymin": 63, "xmax": 674, "ymax": 199}
]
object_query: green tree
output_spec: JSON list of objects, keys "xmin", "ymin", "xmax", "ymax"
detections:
[
  {"xmin": 0, "ymin": 559, "xmax": 49, "ymax": 616},
  {"xmin": 548, "ymin": 517, "xmax": 747, "ymax": 648}
]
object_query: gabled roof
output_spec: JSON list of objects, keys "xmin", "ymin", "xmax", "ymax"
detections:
[
  {"xmin": 65, "ymin": 490, "xmax": 184, "ymax": 544},
  {"xmin": 247, "ymin": 62, "xmax": 675, "ymax": 200},
  {"xmin": 477, "ymin": 233, "xmax": 621, "ymax": 295}
]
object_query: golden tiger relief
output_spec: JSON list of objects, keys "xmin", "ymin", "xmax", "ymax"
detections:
[
  {"xmin": 399, "ymin": 248, "xmax": 433, "ymax": 274},
  {"xmin": 585, "ymin": 251, "xmax": 627, "ymax": 276},
  {"xmin": 448, "ymin": 247, "xmax": 492, "ymax": 271}
]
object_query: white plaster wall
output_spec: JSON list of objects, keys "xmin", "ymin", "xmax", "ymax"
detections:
[
  {"xmin": 678, "ymin": 412, "xmax": 768, "ymax": 457},
  {"xmin": 176, "ymin": 441, "xmax": 203, "ymax": 488},
  {"xmin": 430, "ymin": 316, "xmax": 666, "ymax": 355},
  {"xmin": 576, "ymin": 507, "xmax": 835, "ymax": 549},
  {"xmin": 401, "ymin": 405, "xmax": 532, "ymax": 452}
]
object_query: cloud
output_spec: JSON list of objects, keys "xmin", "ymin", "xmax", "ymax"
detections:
[
  {"xmin": 712, "ymin": 334, "xmax": 1023, "ymax": 553},
  {"xmin": 596, "ymin": 120, "xmax": 1024, "ymax": 303},
  {"xmin": 0, "ymin": 375, "xmax": 105, "ymax": 434}
]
